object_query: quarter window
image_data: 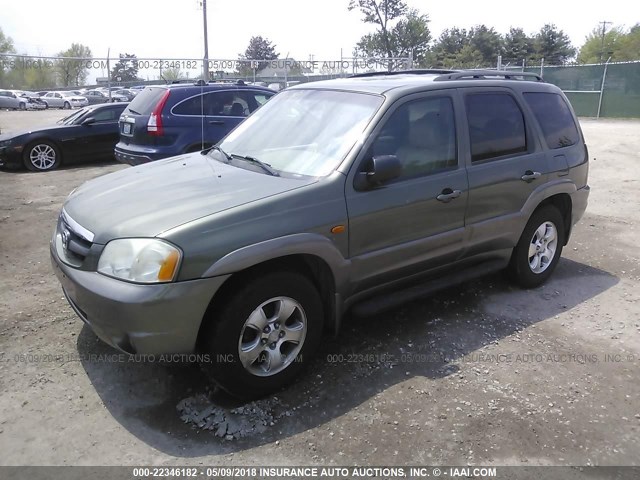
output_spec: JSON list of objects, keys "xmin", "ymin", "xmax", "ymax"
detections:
[
  {"xmin": 523, "ymin": 92, "xmax": 580, "ymax": 149},
  {"xmin": 466, "ymin": 93, "xmax": 527, "ymax": 162}
]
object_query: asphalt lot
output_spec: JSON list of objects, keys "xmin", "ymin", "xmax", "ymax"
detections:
[{"xmin": 0, "ymin": 109, "xmax": 639, "ymax": 469}]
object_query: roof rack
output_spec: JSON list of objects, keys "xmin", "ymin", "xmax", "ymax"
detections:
[
  {"xmin": 350, "ymin": 69, "xmax": 457, "ymax": 78},
  {"xmin": 434, "ymin": 70, "xmax": 544, "ymax": 82}
]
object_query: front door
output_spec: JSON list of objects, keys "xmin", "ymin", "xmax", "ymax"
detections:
[{"xmin": 345, "ymin": 91, "xmax": 468, "ymax": 293}]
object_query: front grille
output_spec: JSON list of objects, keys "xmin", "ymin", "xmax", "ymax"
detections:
[{"xmin": 58, "ymin": 212, "xmax": 94, "ymax": 263}]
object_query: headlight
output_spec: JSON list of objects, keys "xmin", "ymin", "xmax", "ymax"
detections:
[{"xmin": 97, "ymin": 238, "xmax": 181, "ymax": 283}]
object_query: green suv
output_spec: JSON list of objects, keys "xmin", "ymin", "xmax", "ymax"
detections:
[{"xmin": 51, "ymin": 69, "xmax": 590, "ymax": 398}]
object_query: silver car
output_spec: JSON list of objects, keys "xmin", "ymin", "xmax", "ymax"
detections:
[
  {"xmin": 0, "ymin": 90, "xmax": 27, "ymax": 110},
  {"xmin": 42, "ymin": 91, "xmax": 88, "ymax": 109}
]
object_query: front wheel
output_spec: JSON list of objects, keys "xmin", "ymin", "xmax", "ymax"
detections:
[
  {"xmin": 63, "ymin": 101, "xmax": 71, "ymax": 110},
  {"xmin": 23, "ymin": 141, "xmax": 61, "ymax": 172},
  {"xmin": 508, "ymin": 205, "xmax": 565, "ymax": 288},
  {"xmin": 199, "ymin": 271, "xmax": 324, "ymax": 399}
]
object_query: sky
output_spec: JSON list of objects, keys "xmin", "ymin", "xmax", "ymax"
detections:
[{"xmin": 1, "ymin": 0, "xmax": 639, "ymax": 80}]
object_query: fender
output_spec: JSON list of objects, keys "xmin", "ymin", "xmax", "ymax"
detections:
[
  {"xmin": 202, "ymin": 232, "xmax": 352, "ymax": 296},
  {"xmin": 521, "ymin": 178, "xmax": 576, "ymax": 219}
]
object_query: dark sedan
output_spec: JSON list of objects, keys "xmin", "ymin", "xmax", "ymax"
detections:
[{"xmin": 0, "ymin": 102, "xmax": 128, "ymax": 172}]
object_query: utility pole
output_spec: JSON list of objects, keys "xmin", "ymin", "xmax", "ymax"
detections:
[
  {"xmin": 201, "ymin": 0, "xmax": 210, "ymax": 82},
  {"xmin": 599, "ymin": 20, "xmax": 612, "ymax": 63}
]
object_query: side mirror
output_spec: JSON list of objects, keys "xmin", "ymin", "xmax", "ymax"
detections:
[
  {"xmin": 81, "ymin": 117, "xmax": 96, "ymax": 126},
  {"xmin": 354, "ymin": 155, "xmax": 402, "ymax": 191}
]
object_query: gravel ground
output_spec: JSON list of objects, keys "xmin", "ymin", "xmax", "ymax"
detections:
[{"xmin": 0, "ymin": 110, "xmax": 639, "ymax": 468}]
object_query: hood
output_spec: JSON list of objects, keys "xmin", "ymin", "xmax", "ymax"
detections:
[{"xmin": 63, "ymin": 153, "xmax": 316, "ymax": 244}]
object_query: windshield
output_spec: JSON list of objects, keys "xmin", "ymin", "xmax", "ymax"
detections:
[
  {"xmin": 60, "ymin": 108, "xmax": 88, "ymax": 125},
  {"xmin": 218, "ymin": 89, "xmax": 383, "ymax": 177}
]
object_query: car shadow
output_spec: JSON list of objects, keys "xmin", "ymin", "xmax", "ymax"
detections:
[{"xmin": 77, "ymin": 257, "xmax": 618, "ymax": 456}]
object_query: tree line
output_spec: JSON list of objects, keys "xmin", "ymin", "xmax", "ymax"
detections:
[
  {"xmin": 348, "ymin": 0, "xmax": 639, "ymax": 68},
  {"xmin": 2, "ymin": 0, "xmax": 640, "ymax": 89},
  {"xmin": 0, "ymin": 29, "xmax": 143, "ymax": 90}
]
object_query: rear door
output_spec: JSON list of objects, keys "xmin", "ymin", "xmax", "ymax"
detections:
[
  {"xmin": 461, "ymin": 88, "xmax": 550, "ymax": 258},
  {"xmin": 202, "ymin": 90, "xmax": 247, "ymax": 143}
]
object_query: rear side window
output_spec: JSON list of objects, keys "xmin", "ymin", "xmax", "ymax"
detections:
[
  {"xmin": 124, "ymin": 87, "xmax": 168, "ymax": 115},
  {"xmin": 466, "ymin": 93, "xmax": 527, "ymax": 162},
  {"xmin": 172, "ymin": 94, "xmax": 206, "ymax": 116},
  {"xmin": 523, "ymin": 92, "xmax": 580, "ymax": 149}
]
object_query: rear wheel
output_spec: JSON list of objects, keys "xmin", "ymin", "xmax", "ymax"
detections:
[
  {"xmin": 508, "ymin": 205, "xmax": 565, "ymax": 288},
  {"xmin": 23, "ymin": 141, "xmax": 61, "ymax": 172},
  {"xmin": 199, "ymin": 271, "xmax": 324, "ymax": 399}
]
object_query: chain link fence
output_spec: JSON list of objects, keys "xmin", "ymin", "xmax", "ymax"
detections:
[{"xmin": 505, "ymin": 61, "xmax": 640, "ymax": 118}]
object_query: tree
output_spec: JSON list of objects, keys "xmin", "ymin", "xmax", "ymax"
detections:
[
  {"xmin": 468, "ymin": 25, "xmax": 503, "ymax": 66},
  {"xmin": 161, "ymin": 66, "xmax": 185, "ymax": 82},
  {"xmin": 577, "ymin": 23, "xmax": 640, "ymax": 63},
  {"xmin": 355, "ymin": 8, "xmax": 431, "ymax": 68},
  {"xmin": 577, "ymin": 26, "xmax": 625, "ymax": 64},
  {"xmin": 111, "ymin": 53, "xmax": 139, "ymax": 82},
  {"xmin": 237, "ymin": 36, "xmax": 279, "ymax": 75},
  {"xmin": 427, "ymin": 28, "xmax": 470, "ymax": 67},
  {"xmin": 55, "ymin": 43, "xmax": 92, "ymax": 87},
  {"xmin": 0, "ymin": 27, "xmax": 16, "ymax": 88},
  {"xmin": 349, "ymin": 0, "xmax": 408, "ymax": 67},
  {"xmin": 533, "ymin": 24, "xmax": 575, "ymax": 64},
  {"xmin": 503, "ymin": 28, "xmax": 535, "ymax": 65}
]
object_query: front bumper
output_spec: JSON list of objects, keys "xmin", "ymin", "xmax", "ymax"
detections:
[
  {"xmin": 50, "ymin": 242, "xmax": 230, "ymax": 355},
  {"xmin": 0, "ymin": 145, "xmax": 23, "ymax": 168}
]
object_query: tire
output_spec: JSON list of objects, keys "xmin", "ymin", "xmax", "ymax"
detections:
[
  {"xmin": 508, "ymin": 205, "xmax": 565, "ymax": 288},
  {"xmin": 19, "ymin": 102, "xmax": 26, "ymax": 111},
  {"xmin": 63, "ymin": 101, "xmax": 71, "ymax": 110},
  {"xmin": 199, "ymin": 271, "xmax": 324, "ymax": 399},
  {"xmin": 42, "ymin": 101, "xmax": 49, "ymax": 109},
  {"xmin": 23, "ymin": 140, "xmax": 62, "ymax": 172}
]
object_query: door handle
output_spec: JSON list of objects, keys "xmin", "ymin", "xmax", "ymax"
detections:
[
  {"xmin": 521, "ymin": 170, "xmax": 542, "ymax": 182},
  {"xmin": 209, "ymin": 120, "xmax": 224, "ymax": 125},
  {"xmin": 436, "ymin": 188, "xmax": 462, "ymax": 203}
]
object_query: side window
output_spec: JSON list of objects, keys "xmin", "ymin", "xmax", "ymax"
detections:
[
  {"xmin": 92, "ymin": 108, "xmax": 117, "ymax": 122},
  {"xmin": 204, "ymin": 91, "xmax": 249, "ymax": 117},
  {"xmin": 368, "ymin": 96, "xmax": 457, "ymax": 179},
  {"xmin": 466, "ymin": 93, "xmax": 527, "ymax": 162},
  {"xmin": 246, "ymin": 91, "xmax": 273, "ymax": 112},
  {"xmin": 173, "ymin": 94, "xmax": 206, "ymax": 116},
  {"xmin": 523, "ymin": 92, "xmax": 580, "ymax": 149}
]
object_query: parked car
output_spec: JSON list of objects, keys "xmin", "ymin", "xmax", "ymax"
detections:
[
  {"xmin": 114, "ymin": 81, "xmax": 275, "ymax": 165},
  {"xmin": 17, "ymin": 91, "xmax": 47, "ymax": 110},
  {"xmin": 113, "ymin": 89, "xmax": 137, "ymax": 101},
  {"xmin": 41, "ymin": 91, "xmax": 88, "ymax": 109},
  {"xmin": 0, "ymin": 102, "xmax": 128, "ymax": 171},
  {"xmin": 0, "ymin": 90, "xmax": 27, "ymax": 110},
  {"xmin": 84, "ymin": 89, "xmax": 128, "ymax": 104},
  {"xmin": 51, "ymin": 69, "xmax": 589, "ymax": 398}
]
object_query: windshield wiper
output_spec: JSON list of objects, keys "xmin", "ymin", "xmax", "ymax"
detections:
[
  {"xmin": 126, "ymin": 108, "xmax": 141, "ymax": 115},
  {"xmin": 230, "ymin": 153, "xmax": 279, "ymax": 176},
  {"xmin": 203, "ymin": 144, "xmax": 232, "ymax": 162}
]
